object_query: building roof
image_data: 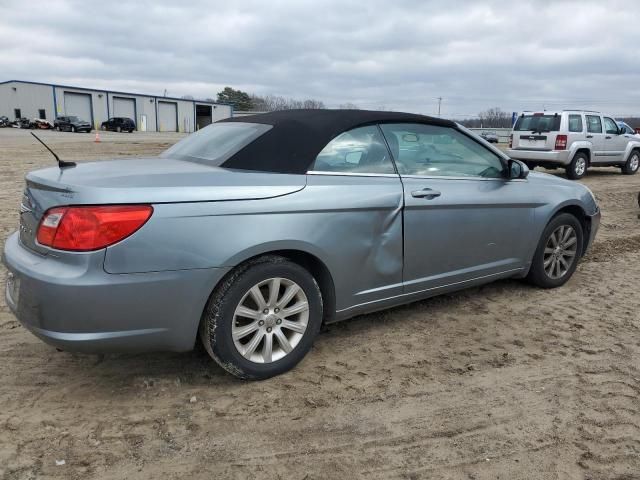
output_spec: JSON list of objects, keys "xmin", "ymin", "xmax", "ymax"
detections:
[
  {"xmin": 220, "ymin": 109, "xmax": 455, "ymax": 174},
  {"xmin": 0, "ymin": 79, "xmax": 231, "ymax": 106}
]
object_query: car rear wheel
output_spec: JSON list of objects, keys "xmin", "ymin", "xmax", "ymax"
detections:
[
  {"xmin": 116, "ymin": 126, "xmax": 122, "ymax": 133},
  {"xmin": 527, "ymin": 213, "xmax": 584, "ymax": 288},
  {"xmin": 199, "ymin": 256, "xmax": 322, "ymax": 380},
  {"xmin": 622, "ymin": 151, "xmax": 640, "ymax": 175},
  {"xmin": 71, "ymin": 126, "xmax": 76, "ymax": 133},
  {"xmin": 566, "ymin": 153, "xmax": 588, "ymax": 180}
]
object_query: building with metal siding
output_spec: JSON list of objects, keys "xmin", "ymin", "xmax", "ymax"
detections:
[{"xmin": 0, "ymin": 80, "xmax": 233, "ymax": 132}]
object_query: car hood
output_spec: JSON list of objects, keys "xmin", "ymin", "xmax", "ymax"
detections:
[{"xmin": 25, "ymin": 156, "xmax": 307, "ymax": 205}]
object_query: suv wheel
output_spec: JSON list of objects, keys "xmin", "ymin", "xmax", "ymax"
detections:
[
  {"xmin": 116, "ymin": 126, "xmax": 122, "ymax": 133},
  {"xmin": 622, "ymin": 150, "xmax": 640, "ymax": 175},
  {"xmin": 566, "ymin": 153, "xmax": 588, "ymax": 180},
  {"xmin": 199, "ymin": 256, "xmax": 323, "ymax": 380},
  {"xmin": 527, "ymin": 213, "xmax": 583, "ymax": 288}
]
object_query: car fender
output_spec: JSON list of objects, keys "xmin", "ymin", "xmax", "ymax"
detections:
[
  {"xmin": 222, "ymin": 239, "xmax": 333, "ymax": 272},
  {"xmin": 568, "ymin": 141, "xmax": 592, "ymax": 163},
  {"xmin": 622, "ymin": 139, "xmax": 640, "ymax": 162}
]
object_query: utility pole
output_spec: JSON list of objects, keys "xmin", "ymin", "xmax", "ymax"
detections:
[{"xmin": 437, "ymin": 97, "xmax": 442, "ymax": 117}]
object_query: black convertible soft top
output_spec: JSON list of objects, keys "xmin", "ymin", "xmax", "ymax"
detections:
[{"xmin": 219, "ymin": 109, "xmax": 456, "ymax": 174}]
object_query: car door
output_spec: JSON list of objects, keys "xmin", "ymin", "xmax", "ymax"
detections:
[
  {"xmin": 602, "ymin": 116, "xmax": 627, "ymax": 162},
  {"xmin": 585, "ymin": 115, "xmax": 605, "ymax": 163},
  {"xmin": 305, "ymin": 125, "xmax": 405, "ymax": 311},
  {"xmin": 379, "ymin": 123, "xmax": 535, "ymax": 295}
]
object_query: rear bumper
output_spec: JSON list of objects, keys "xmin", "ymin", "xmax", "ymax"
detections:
[
  {"xmin": 3, "ymin": 232, "xmax": 229, "ymax": 353},
  {"xmin": 507, "ymin": 149, "xmax": 571, "ymax": 166}
]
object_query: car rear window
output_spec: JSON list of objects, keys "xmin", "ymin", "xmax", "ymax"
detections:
[
  {"xmin": 514, "ymin": 114, "xmax": 561, "ymax": 132},
  {"xmin": 161, "ymin": 122, "xmax": 272, "ymax": 166}
]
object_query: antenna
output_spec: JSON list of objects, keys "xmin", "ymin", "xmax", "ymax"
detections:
[{"xmin": 31, "ymin": 132, "xmax": 76, "ymax": 169}]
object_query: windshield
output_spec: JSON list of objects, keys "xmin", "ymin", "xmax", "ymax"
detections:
[
  {"xmin": 68, "ymin": 116, "xmax": 79, "ymax": 122},
  {"xmin": 161, "ymin": 122, "xmax": 272, "ymax": 165},
  {"xmin": 514, "ymin": 114, "xmax": 561, "ymax": 132}
]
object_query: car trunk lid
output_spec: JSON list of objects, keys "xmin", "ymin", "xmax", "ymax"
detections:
[{"xmin": 19, "ymin": 156, "xmax": 306, "ymax": 255}]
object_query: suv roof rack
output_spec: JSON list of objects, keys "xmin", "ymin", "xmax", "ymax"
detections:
[{"xmin": 562, "ymin": 109, "xmax": 601, "ymax": 113}]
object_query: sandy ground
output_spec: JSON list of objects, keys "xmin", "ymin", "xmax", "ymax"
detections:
[{"xmin": 1, "ymin": 128, "xmax": 639, "ymax": 480}]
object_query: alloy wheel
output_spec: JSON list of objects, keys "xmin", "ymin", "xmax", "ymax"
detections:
[
  {"xmin": 543, "ymin": 225, "xmax": 578, "ymax": 279},
  {"xmin": 630, "ymin": 154, "xmax": 639, "ymax": 172},
  {"xmin": 232, "ymin": 277, "xmax": 309, "ymax": 363},
  {"xmin": 574, "ymin": 157, "xmax": 586, "ymax": 176}
]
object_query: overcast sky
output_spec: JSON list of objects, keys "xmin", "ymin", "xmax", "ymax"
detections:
[{"xmin": 1, "ymin": 0, "xmax": 638, "ymax": 118}]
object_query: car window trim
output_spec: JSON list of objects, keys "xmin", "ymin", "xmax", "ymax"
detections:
[{"xmin": 306, "ymin": 170, "xmax": 399, "ymax": 178}]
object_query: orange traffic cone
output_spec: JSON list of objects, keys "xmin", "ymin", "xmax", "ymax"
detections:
[{"xmin": 94, "ymin": 131, "xmax": 101, "ymax": 143}]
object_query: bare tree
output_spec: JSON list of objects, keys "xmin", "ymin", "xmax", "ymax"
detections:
[
  {"xmin": 478, "ymin": 107, "xmax": 510, "ymax": 128},
  {"xmin": 250, "ymin": 94, "xmax": 326, "ymax": 112},
  {"xmin": 338, "ymin": 103, "xmax": 360, "ymax": 109}
]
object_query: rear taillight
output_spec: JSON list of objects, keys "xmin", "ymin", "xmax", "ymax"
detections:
[
  {"xmin": 509, "ymin": 134, "xmax": 513, "ymax": 148},
  {"xmin": 555, "ymin": 135, "xmax": 568, "ymax": 150},
  {"xmin": 36, "ymin": 205, "xmax": 153, "ymax": 251}
]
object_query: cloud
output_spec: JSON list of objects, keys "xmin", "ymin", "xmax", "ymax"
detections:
[{"xmin": 0, "ymin": 0, "xmax": 638, "ymax": 117}]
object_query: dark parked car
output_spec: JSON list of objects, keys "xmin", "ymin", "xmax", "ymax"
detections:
[
  {"xmin": 54, "ymin": 116, "xmax": 92, "ymax": 133},
  {"xmin": 3, "ymin": 110, "xmax": 600, "ymax": 380},
  {"xmin": 101, "ymin": 117, "xmax": 136, "ymax": 132},
  {"xmin": 480, "ymin": 131, "xmax": 499, "ymax": 143}
]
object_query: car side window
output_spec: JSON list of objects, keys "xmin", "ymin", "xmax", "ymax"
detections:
[
  {"xmin": 603, "ymin": 117, "xmax": 618, "ymax": 135},
  {"xmin": 379, "ymin": 123, "xmax": 505, "ymax": 178},
  {"xmin": 310, "ymin": 125, "xmax": 395, "ymax": 174},
  {"xmin": 568, "ymin": 115, "xmax": 583, "ymax": 132},
  {"xmin": 586, "ymin": 115, "xmax": 603, "ymax": 134}
]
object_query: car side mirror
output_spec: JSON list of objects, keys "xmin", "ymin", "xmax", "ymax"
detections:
[{"xmin": 507, "ymin": 159, "xmax": 529, "ymax": 179}]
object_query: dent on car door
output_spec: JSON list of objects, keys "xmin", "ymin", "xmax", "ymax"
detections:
[
  {"xmin": 305, "ymin": 125, "xmax": 404, "ymax": 312},
  {"xmin": 379, "ymin": 123, "xmax": 535, "ymax": 295}
]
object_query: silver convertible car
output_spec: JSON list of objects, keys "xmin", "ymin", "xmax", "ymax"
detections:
[{"xmin": 3, "ymin": 110, "xmax": 600, "ymax": 379}]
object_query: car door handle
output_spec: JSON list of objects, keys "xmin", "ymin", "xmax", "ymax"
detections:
[
  {"xmin": 586, "ymin": 135, "xmax": 593, "ymax": 138},
  {"xmin": 411, "ymin": 188, "xmax": 441, "ymax": 199},
  {"xmin": 605, "ymin": 136, "xmax": 612, "ymax": 139}
]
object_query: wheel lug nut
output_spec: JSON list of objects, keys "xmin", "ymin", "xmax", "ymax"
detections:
[
  {"xmin": 274, "ymin": 308, "xmax": 279, "ymax": 313},
  {"xmin": 276, "ymin": 319, "xmax": 282, "ymax": 325},
  {"xmin": 267, "ymin": 327, "xmax": 272, "ymax": 333},
  {"xmin": 258, "ymin": 320, "xmax": 264, "ymax": 326},
  {"xmin": 263, "ymin": 309, "xmax": 269, "ymax": 314}
]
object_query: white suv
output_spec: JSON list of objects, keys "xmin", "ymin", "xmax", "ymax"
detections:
[{"xmin": 507, "ymin": 110, "xmax": 640, "ymax": 179}]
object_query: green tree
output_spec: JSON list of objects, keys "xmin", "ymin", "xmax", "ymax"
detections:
[{"xmin": 216, "ymin": 87, "xmax": 253, "ymax": 111}]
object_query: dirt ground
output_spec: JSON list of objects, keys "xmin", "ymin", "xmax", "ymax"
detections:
[{"xmin": 1, "ymin": 128, "xmax": 639, "ymax": 480}]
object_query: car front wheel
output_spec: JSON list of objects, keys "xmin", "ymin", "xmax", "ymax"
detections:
[
  {"xmin": 622, "ymin": 150, "xmax": 640, "ymax": 175},
  {"xmin": 200, "ymin": 256, "xmax": 322, "ymax": 379},
  {"xmin": 527, "ymin": 213, "xmax": 584, "ymax": 288}
]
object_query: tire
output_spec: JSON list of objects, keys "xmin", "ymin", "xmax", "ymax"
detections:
[
  {"xmin": 199, "ymin": 256, "xmax": 323, "ymax": 380},
  {"xmin": 524, "ymin": 161, "xmax": 536, "ymax": 170},
  {"xmin": 55, "ymin": 126, "xmax": 60, "ymax": 132},
  {"xmin": 116, "ymin": 126, "xmax": 121, "ymax": 133},
  {"xmin": 566, "ymin": 152, "xmax": 588, "ymax": 180},
  {"xmin": 622, "ymin": 150, "xmax": 640, "ymax": 175},
  {"xmin": 527, "ymin": 213, "xmax": 584, "ymax": 288},
  {"xmin": 71, "ymin": 126, "xmax": 76, "ymax": 133},
  {"xmin": 101, "ymin": 125, "xmax": 106, "ymax": 131}
]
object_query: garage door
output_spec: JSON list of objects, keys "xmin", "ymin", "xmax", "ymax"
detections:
[
  {"xmin": 158, "ymin": 101, "xmax": 177, "ymax": 132},
  {"xmin": 113, "ymin": 97, "xmax": 136, "ymax": 121},
  {"xmin": 64, "ymin": 92, "xmax": 92, "ymax": 124}
]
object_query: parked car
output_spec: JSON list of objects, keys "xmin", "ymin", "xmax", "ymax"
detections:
[
  {"xmin": 480, "ymin": 131, "xmax": 499, "ymax": 143},
  {"xmin": 101, "ymin": 117, "xmax": 136, "ymax": 133},
  {"xmin": 54, "ymin": 116, "xmax": 92, "ymax": 133},
  {"xmin": 13, "ymin": 117, "xmax": 35, "ymax": 129},
  {"xmin": 507, "ymin": 110, "xmax": 640, "ymax": 179},
  {"xmin": 3, "ymin": 110, "xmax": 600, "ymax": 380},
  {"xmin": 0, "ymin": 116, "xmax": 11, "ymax": 127}
]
